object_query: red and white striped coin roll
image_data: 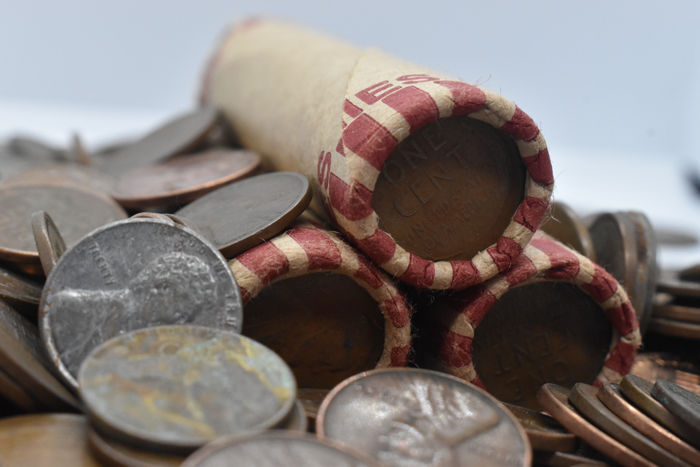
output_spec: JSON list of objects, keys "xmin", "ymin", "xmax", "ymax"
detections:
[
  {"xmin": 423, "ymin": 231, "xmax": 641, "ymax": 387},
  {"xmin": 202, "ymin": 19, "xmax": 554, "ymax": 290},
  {"xmin": 229, "ymin": 222, "xmax": 412, "ymax": 368}
]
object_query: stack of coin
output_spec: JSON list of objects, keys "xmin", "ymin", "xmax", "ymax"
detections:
[{"xmin": 651, "ymin": 266, "xmax": 700, "ymax": 340}]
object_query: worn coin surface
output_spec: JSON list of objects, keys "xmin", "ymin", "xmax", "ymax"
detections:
[
  {"xmin": 182, "ymin": 431, "xmax": 384, "ymax": 467},
  {"xmin": 504, "ymin": 402, "xmax": 577, "ymax": 453},
  {"xmin": 78, "ymin": 325, "xmax": 296, "ymax": 453},
  {"xmin": 31, "ymin": 210, "xmax": 66, "ymax": 276},
  {"xmin": 87, "ymin": 426, "xmax": 186, "ymax": 467},
  {"xmin": 372, "ymin": 116, "xmax": 526, "ymax": 262},
  {"xmin": 653, "ymin": 379, "xmax": 700, "ymax": 430},
  {"xmin": 175, "ymin": 172, "xmax": 312, "ymax": 258},
  {"xmin": 40, "ymin": 218, "xmax": 243, "ymax": 390},
  {"xmin": 598, "ymin": 383, "xmax": 700, "ymax": 467},
  {"xmin": 537, "ymin": 383, "xmax": 655, "ymax": 467},
  {"xmin": 317, "ymin": 368, "xmax": 531, "ymax": 467},
  {"xmin": 0, "ymin": 264, "xmax": 42, "ymax": 318},
  {"xmin": 540, "ymin": 202, "xmax": 597, "ymax": 262},
  {"xmin": 569, "ymin": 383, "xmax": 691, "ymax": 467},
  {"xmin": 112, "ymin": 148, "xmax": 260, "ymax": 208}
]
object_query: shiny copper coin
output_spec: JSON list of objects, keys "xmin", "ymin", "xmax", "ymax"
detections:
[
  {"xmin": 297, "ymin": 388, "xmax": 330, "ymax": 424},
  {"xmin": 78, "ymin": 325, "xmax": 296, "ymax": 454},
  {"xmin": 87, "ymin": 426, "xmax": 186, "ymax": 467},
  {"xmin": 31, "ymin": 210, "xmax": 66, "ymax": 276},
  {"xmin": 540, "ymin": 202, "xmax": 597, "ymax": 261},
  {"xmin": 654, "ymin": 300, "xmax": 700, "ymax": 323},
  {"xmin": 504, "ymin": 402, "xmax": 577, "ymax": 453},
  {"xmin": 318, "ymin": 368, "xmax": 531, "ymax": 467},
  {"xmin": 649, "ymin": 317, "xmax": 700, "ymax": 339},
  {"xmin": 0, "ymin": 184, "xmax": 127, "ymax": 266},
  {"xmin": 175, "ymin": 172, "xmax": 312, "ymax": 258},
  {"xmin": 658, "ymin": 269, "xmax": 700, "ymax": 299},
  {"xmin": 653, "ymin": 380, "xmax": 700, "ymax": 431},
  {"xmin": 598, "ymin": 382, "xmax": 700, "ymax": 466},
  {"xmin": 373, "ymin": 116, "xmax": 526, "ymax": 262},
  {"xmin": 0, "ymin": 364, "xmax": 42, "ymax": 412},
  {"xmin": 570, "ymin": 382, "xmax": 691, "ymax": 467},
  {"xmin": 0, "ymin": 264, "xmax": 42, "ymax": 318},
  {"xmin": 537, "ymin": 383, "xmax": 655, "ymax": 467},
  {"xmin": 533, "ymin": 450, "xmax": 610, "ymax": 467},
  {"xmin": 112, "ymin": 148, "xmax": 260, "ymax": 208},
  {"xmin": 0, "ymin": 414, "xmax": 101, "ymax": 466},
  {"xmin": 620, "ymin": 375, "xmax": 700, "ymax": 449},
  {"xmin": 0, "ymin": 162, "xmax": 116, "ymax": 194},
  {"xmin": 629, "ymin": 352, "xmax": 700, "ymax": 396}
]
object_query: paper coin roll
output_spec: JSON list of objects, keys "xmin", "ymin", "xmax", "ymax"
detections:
[{"xmin": 202, "ymin": 19, "xmax": 554, "ymax": 290}]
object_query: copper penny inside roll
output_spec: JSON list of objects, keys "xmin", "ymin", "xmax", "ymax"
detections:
[{"xmin": 372, "ymin": 116, "xmax": 525, "ymax": 262}]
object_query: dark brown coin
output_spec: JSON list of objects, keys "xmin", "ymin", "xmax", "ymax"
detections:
[
  {"xmin": 533, "ymin": 450, "xmax": 610, "ymax": 467},
  {"xmin": 0, "ymin": 264, "xmax": 42, "ymax": 318},
  {"xmin": 372, "ymin": 115, "xmax": 526, "ymax": 262},
  {"xmin": 0, "ymin": 162, "xmax": 116, "ymax": 193},
  {"xmin": 0, "ymin": 364, "xmax": 43, "ymax": 412},
  {"xmin": 658, "ymin": 269, "xmax": 700, "ymax": 299},
  {"xmin": 78, "ymin": 325, "xmax": 296, "ymax": 454},
  {"xmin": 175, "ymin": 172, "xmax": 312, "ymax": 258},
  {"xmin": 98, "ymin": 106, "xmax": 220, "ymax": 176},
  {"xmin": 540, "ymin": 202, "xmax": 597, "ymax": 261},
  {"xmin": 537, "ymin": 383, "xmax": 655, "ymax": 467},
  {"xmin": 242, "ymin": 272, "xmax": 385, "ymax": 389},
  {"xmin": 0, "ymin": 414, "xmax": 101, "ymax": 466},
  {"xmin": 31, "ymin": 210, "xmax": 66, "ymax": 276},
  {"xmin": 297, "ymin": 388, "xmax": 330, "ymax": 425},
  {"xmin": 598, "ymin": 382, "xmax": 700, "ymax": 466},
  {"xmin": 182, "ymin": 431, "xmax": 384, "ymax": 467},
  {"xmin": 318, "ymin": 368, "xmax": 531, "ymax": 467},
  {"xmin": 469, "ymin": 281, "xmax": 612, "ymax": 410},
  {"xmin": 653, "ymin": 299, "xmax": 700, "ymax": 323},
  {"xmin": 112, "ymin": 148, "xmax": 260, "ymax": 208},
  {"xmin": 87, "ymin": 426, "xmax": 186, "ymax": 467},
  {"xmin": 653, "ymin": 379, "xmax": 700, "ymax": 430},
  {"xmin": 504, "ymin": 402, "xmax": 577, "ymax": 453},
  {"xmin": 570, "ymin": 382, "xmax": 691, "ymax": 466},
  {"xmin": 620, "ymin": 375, "xmax": 700, "ymax": 449},
  {"xmin": 649, "ymin": 317, "xmax": 700, "ymax": 339},
  {"xmin": 0, "ymin": 184, "xmax": 127, "ymax": 266}
]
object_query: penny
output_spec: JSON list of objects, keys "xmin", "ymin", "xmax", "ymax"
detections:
[
  {"xmin": 372, "ymin": 116, "xmax": 526, "ymax": 262},
  {"xmin": 504, "ymin": 403, "xmax": 577, "ymax": 453},
  {"xmin": 0, "ymin": 414, "xmax": 101, "ymax": 466},
  {"xmin": 0, "ymin": 162, "xmax": 116, "ymax": 193},
  {"xmin": 540, "ymin": 202, "xmax": 597, "ymax": 261},
  {"xmin": 317, "ymin": 368, "xmax": 531, "ymax": 467},
  {"xmin": 0, "ymin": 299, "xmax": 81, "ymax": 411},
  {"xmin": 0, "ymin": 264, "xmax": 42, "ymax": 318},
  {"xmin": 653, "ymin": 380, "xmax": 700, "ymax": 431},
  {"xmin": 182, "ymin": 431, "xmax": 387, "ymax": 467},
  {"xmin": 297, "ymin": 388, "xmax": 330, "ymax": 424},
  {"xmin": 0, "ymin": 184, "xmax": 127, "ymax": 266},
  {"xmin": 569, "ymin": 382, "xmax": 691, "ymax": 467},
  {"xmin": 87, "ymin": 426, "xmax": 186, "ymax": 467},
  {"xmin": 598, "ymin": 382, "xmax": 700, "ymax": 466},
  {"xmin": 112, "ymin": 148, "xmax": 260, "ymax": 208},
  {"xmin": 629, "ymin": 352, "xmax": 700, "ymax": 396},
  {"xmin": 0, "ymin": 364, "xmax": 43, "ymax": 412},
  {"xmin": 537, "ymin": 383, "xmax": 655, "ymax": 467},
  {"xmin": 242, "ymin": 272, "xmax": 385, "ymax": 389},
  {"xmin": 653, "ymin": 300, "xmax": 700, "ymax": 323},
  {"xmin": 658, "ymin": 269, "xmax": 700, "ymax": 299},
  {"xmin": 648, "ymin": 317, "xmax": 700, "ymax": 339},
  {"xmin": 40, "ymin": 218, "xmax": 244, "ymax": 390},
  {"xmin": 31, "ymin": 210, "xmax": 66, "ymax": 276},
  {"xmin": 98, "ymin": 106, "xmax": 220, "ymax": 176},
  {"xmin": 620, "ymin": 375, "xmax": 700, "ymax": 449},
  {"xmin": 78, "ymin": 325, "xmax": 296, "ymax": 453},
  {"xmin": 532, "ymin": 450, "xmax": 610, "ymax": 467},
  {"xmin": 175, "ymin": 172, "xmax": 312, "ymax": 258}
]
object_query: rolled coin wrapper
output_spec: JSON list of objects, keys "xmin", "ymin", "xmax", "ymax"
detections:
[
  {"xmin": 419, "ymin": 232, "xmax": 642, "ymax": 388},
  {"xmin": 202, "ymin": 19, "xmax": 554, "ymax": 290},
  {"xmin": 228, "ymin": 222, "xmax": 411, "ymax": 369}
]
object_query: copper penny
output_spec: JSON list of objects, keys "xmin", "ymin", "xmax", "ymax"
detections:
[
  {"xmin": 0, "ymin": 162, "xmax": 116, "ymax": 194},
  {"xmin": 653, "ymin": 300, "xmax": 700, "ymax": 323},
  {"xmin": 532, "ymin": 450, "xmax": 610, "ymax": 467},
  {"xmin": 540, "ymin": 202, "xmax": 597, "ymax": 261},
  {"xmin": 112, "ymin": 148, "xmax": 260, "ymax": 208},
  {"xmin": 372, "ymin": 115, "xmax": 526, "ymax": 262},
  {"xmin": 537, "ymin": 383, "xmax": 655, "ymax": 467},
  {"xmin": 658, "ymin": 269, "xmax": 700, "ymax": 299},
  {"xmin": 31, "ymin": 210, "xmax": 66, "ymax": 276},
  {"xmin": 629, "ymin": 352, "xmax": 700, "ymax": 396},
  {"xmin": 242, "ymin": 272, "xmax": 385, "ymax": 389},
  {"xmin": 598, "ymin": 382, "xmax": 700, "ymax": 466},
  {"xmin": 504, "ymin": 402, "xmax": 577, "ymax": 453},
  {"xmin": 620, "ymin": 375, "xmax": 700, "ymax": 449},
  {"xmin": 175, "ymin": 172, "xmax": 312, "ymax": 258},
  {"xmin": 317, "ymin": 368, "xmax": 531, "ymax": 467},
  {"xmin": 569, "ymin": 382, "xmax": 691, "ymax": 466},
  {"xmin": 649, "ymin": 317, "xmax": 700, "ymax": 339},
  {"xmin": 78, "ymin": 325, "xmax": 296, "ymax": 454},
  {"xmin": 87, "ymin": 426, "xmax": 186, "ymax": 467},
  {"xmin": 0, "ymin": 264, "xmax": 42, "ymax": 318},
  {"xmin": 0, "ymin": 414, "xmax": 101, "ymax": 466},
  {"xmin": 653, "ymin": 380, "xmax": 700, "ymax": 431}
]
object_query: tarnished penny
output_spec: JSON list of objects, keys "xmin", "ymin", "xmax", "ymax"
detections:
[
  {"xmin": 242, "ymin": 272, "xmax": 385, "ymax": 389},
  {"xmin": 537, "ymin": 383, "xmax": 655, "ymax": 467},
  {"xmin": 470, "ymin": 281, "xmax": 612, "ymax": 410},
  {"xmin": 0, "ymin": 300, "xmax": 81, "ymax": 411},
  {"xmin": 317, "ymin": 368, "xmax": 531, "ymax": 467},
  {"xmin": 504, "ymin": 402, "xmax": 577, "ymax": 453},
  {"xmin": 598, "ymin": 383, "xmax": 700, "ymax": 467},
  {"xmin": 0, "ymin": 162, "xmax": 116, "ymax": 194},
  {"xmin": 175, "ymin": 172, "xmax": 312, "ymax": 258},
  {"xmin": 0, "ymin": 414, "xmax": 101, "ymax": 466},
  {"xmin": 569, "ymin": 383, "xmax": 691, "ymax": 467},
  {"xmin": 87, "ymin": 426, "xmax": 186, "ymax": 467},
  {"xmin": 0, "ymin": 184, "xmax": 127, "ymax": 266},
  {"xmin": 31, "ymin": 210, "xmax": 66, "ymax": 276},
  {"xmin": 540, "ymin": 202, "xmax": 597, "ymax": 261},
  {"xmin": 658, "ymin": 269, "xmax": 700, "ymax": 299},
  {"xmin": 182, "ymin": 431, "xmax": 384, "ymax": 467},
  {"xmin": 372, "ymin": 116, "xmax": 526, "ymax": 262},
  {"xmin": 0, "ymin": 264, "xmax": 42, "ymax": 318},
  {"xmin": 649, "ymin": 317, "xmax": 700, "ymax": 339},
  {"xmin": 40, "ymin": 218, "xmax": 244, "ymax": 390},
  {"xmin": 653, "ymin": 379, "xmax": 700, "ymax": 431},
  {"xmin": 78, "ymin": 325, "xmax": 296, "ymax": 453},
  {"xmin": 112, "ymin": 148, "xmax": 260, "ymax": 208},
  {"xmin": 620, "ymin": 375, "xmax": 700, "ymax": 449}
]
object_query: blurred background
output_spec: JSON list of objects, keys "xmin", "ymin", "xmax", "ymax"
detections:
[{"xmin": 1, "ymin": 0, "xmax": 699, "ymax": 266}]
